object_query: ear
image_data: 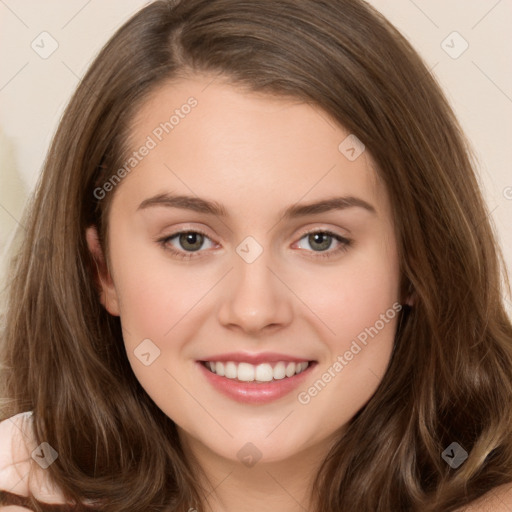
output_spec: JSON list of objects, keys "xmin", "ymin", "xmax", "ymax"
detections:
[{"xmin": 85, "ymin": 225, "xmax": 120, "ymax": 316}]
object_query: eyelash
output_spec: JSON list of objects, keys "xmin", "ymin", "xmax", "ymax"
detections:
[{"xmin": 157, "ymin": 229, "xmax": 352, "ymax": 261}]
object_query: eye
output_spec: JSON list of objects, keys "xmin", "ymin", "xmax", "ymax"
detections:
[
  {"xmin": 157, "ymin": 228, "xmax": 352, "ymax": 261},
  {"xmin": 157, "ymin": 230, "xmax": 217, "ymax": 260},
  {"xmin": 294, "ymin": 230, "xmax": 352, "ymax": 259}
]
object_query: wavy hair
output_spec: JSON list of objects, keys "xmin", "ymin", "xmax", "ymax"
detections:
[{"xmin": 1, "ymin": 0, "xmax": 512, "ymax": 510}]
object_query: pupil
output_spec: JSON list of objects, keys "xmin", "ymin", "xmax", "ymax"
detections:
[
  {"xmin": 181, "ymin": 233, "xmax": 203, "ymax": 251},
  {"xmin": 310, "ymin": 233, "xmax": 331, "ymax": 251}
]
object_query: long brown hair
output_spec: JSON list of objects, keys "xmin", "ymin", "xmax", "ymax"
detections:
[{"xmin": 1, "ymin": 0, "xmax": 512, "ymax": 510}]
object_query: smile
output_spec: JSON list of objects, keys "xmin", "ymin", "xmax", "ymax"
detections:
[
  {"xmin": 197, "ymin": 359, "xmax": 317, "ymax": 404},
  {"xmin": 202, "ymin": 360, "xmax": 310, "ymax": 382}
]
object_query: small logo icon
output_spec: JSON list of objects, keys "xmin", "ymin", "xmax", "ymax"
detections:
[
  {"xmin": 338, "ymin": 134, "xmax": 365, "ymax": 161},
  {"xmin": 237, "ymin": 442, "xmax": 263, "ymax": 468},
  {"xmin": 134, "ymin": 338, "xmax": 161, "ymax": 366},
  {"xmin": 441, "ymin": 31, "xmax": 469, "ymax": 59},
  {"xmin": 31, "ymin": 31, "xmax": 59, "ymax": 59},
  {"xmin": 236, "ymin": 236, "xmax": 263, "ymax": 264},
  {"xmin": 31, "ymin": 442, "xmax": 58, "ymax": 469},
  {"xmin": 442, "ymin": 442, "xmax": 468, "ymax": 469}
]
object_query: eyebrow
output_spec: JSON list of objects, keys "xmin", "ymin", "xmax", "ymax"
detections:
[{"xmin": 137, "ymin": 193, "xmax": 377, "ymax": 218}]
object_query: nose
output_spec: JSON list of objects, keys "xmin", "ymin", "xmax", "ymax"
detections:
[{"xmin": 217, "ymin": 250, "xmax": 294, "ymax": 335}]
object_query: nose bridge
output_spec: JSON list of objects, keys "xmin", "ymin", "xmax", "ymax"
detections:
[{"xmin": 217, "ymin": 237, "xmax": 293, "ymax": 332}]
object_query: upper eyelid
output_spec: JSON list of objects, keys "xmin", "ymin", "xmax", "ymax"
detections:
[
  {"xmin": 161, "ymin": 222, "xmax": 349, "ymax": 239},
  {"xmin": 161, "ymin": 227, "xmax": 349, "ymax": 248},
  {"xmin": 295, "ymin": 226, "xmax": 349, "ymax": 240}
]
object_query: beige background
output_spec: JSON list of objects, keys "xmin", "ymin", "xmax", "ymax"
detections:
[{"xmin": 0, "ymin": 0, "xmax": 511, "ymax": 315}]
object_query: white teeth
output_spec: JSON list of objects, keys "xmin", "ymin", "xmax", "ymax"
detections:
[
  {"xmin": 255, "ymin": 363, "xmax": 274, "ymax": 382},
  {"xmin": 215, "ymin": 362, "xmax": 225, "ymax": 377},
  {"xmin": 273, "ymin": 362, "xmax": 286, "ymax": 380},
  {"xmin": 285, "ymin": 362, "xmax": 296, "ymax": 377},
  {"xmin": 237, "ymin": 362, "xmax": 255, "ymax": 382},
  {"xmin": 204, "ymin": 360, "xmax": 311, "ymax": 382},
  {"xmin": 225, "ymin": 361, "xmax": 237, "ymax": 379},
  {"xmin": 296, "ymin": 362, "xmax": 308, "ymax": 374}
]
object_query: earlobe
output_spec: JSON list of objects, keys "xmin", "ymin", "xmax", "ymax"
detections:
[{"xmin": 85, "ymin": 225, "xmax": 120, "ymax": 316}]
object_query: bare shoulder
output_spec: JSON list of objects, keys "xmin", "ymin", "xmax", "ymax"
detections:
[
  {"xmin": 0, "ymin": 412, "xmax": 66, "ymax": 504},
  {"xmin": 0, "ymin": 412, "xmax": 33, "ymax": 496},
  {"xmin": 455, "ymin": 481, "xmax": 512, "ymax": 511}
]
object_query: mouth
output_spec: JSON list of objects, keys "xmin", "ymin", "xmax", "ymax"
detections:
[
  {"xmin": 196, "ymin": 351, "xmax": 318, "ymax": 405},
  {"xmin": 199, "ymin": 360, "xmax": 315, "ymax": 383},
  {"xmin": 197, "ymin": 358, "xmax": 318, "ymax": 404}
]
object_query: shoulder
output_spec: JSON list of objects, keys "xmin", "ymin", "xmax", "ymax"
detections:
[
  {"xmin": 0, "ymin": 412, "xmax": 66, "ymax": 505},
  {"xmin": 0, "ymin": 508, "xmax": 33, "ymax": 511},
  {"xmin": 455, "ymin": 481, "xmax": 512, "ymax": 511},
  {"xmin": 0, "ymin": 412, "xmax": 33, "ymax": 497}
]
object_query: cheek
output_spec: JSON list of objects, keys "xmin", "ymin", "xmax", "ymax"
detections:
[
  {"xmin": 115, "ymin": 260, "xmax": 212, "ymax": 347},
  {"xmin": 298, "ymin": 237, "xmax": 401, "ymax": 349},
  {"xmin": 112, "ymin": 257, "xmax": 212, "ymax": 410},
  {"xmin": 108, "ymin": 222, "xmax": 213, "ymax": 340},
  {"xmin": 293, "ymin": 241, "xmax": 401, "ymax": 429}
]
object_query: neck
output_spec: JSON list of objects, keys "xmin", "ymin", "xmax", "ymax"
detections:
[{"xmin": 178, "ymin": 429, "xmax": 336, "ymax": 512}]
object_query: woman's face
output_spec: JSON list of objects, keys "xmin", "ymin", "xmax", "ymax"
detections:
[{"xmin": 87, "ymin": 74, "xmax": 402, "ymax": 466}]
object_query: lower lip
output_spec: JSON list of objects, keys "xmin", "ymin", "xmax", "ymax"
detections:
[{"xmin": 197, "ymin": 361, "xmax": 317, "ymax": 404}]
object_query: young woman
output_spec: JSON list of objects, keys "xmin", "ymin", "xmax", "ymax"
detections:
[{"xmin": 1, "ymin": 0, "xmax": 511, "ymax": 510}]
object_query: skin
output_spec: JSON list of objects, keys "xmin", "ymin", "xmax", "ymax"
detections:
[{"xmin": 86, "ymin": 74, "xmax": 405, "ymax": 512}]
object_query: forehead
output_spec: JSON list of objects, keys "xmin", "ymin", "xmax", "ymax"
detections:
[{"xmin": 115, "ymin": 74, "xmax": 388, "ymax": 219}]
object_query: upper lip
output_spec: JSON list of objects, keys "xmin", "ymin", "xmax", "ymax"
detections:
[{"xmin": 199, "ymin": 352, "xmax": 315, "ymax": 365}]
